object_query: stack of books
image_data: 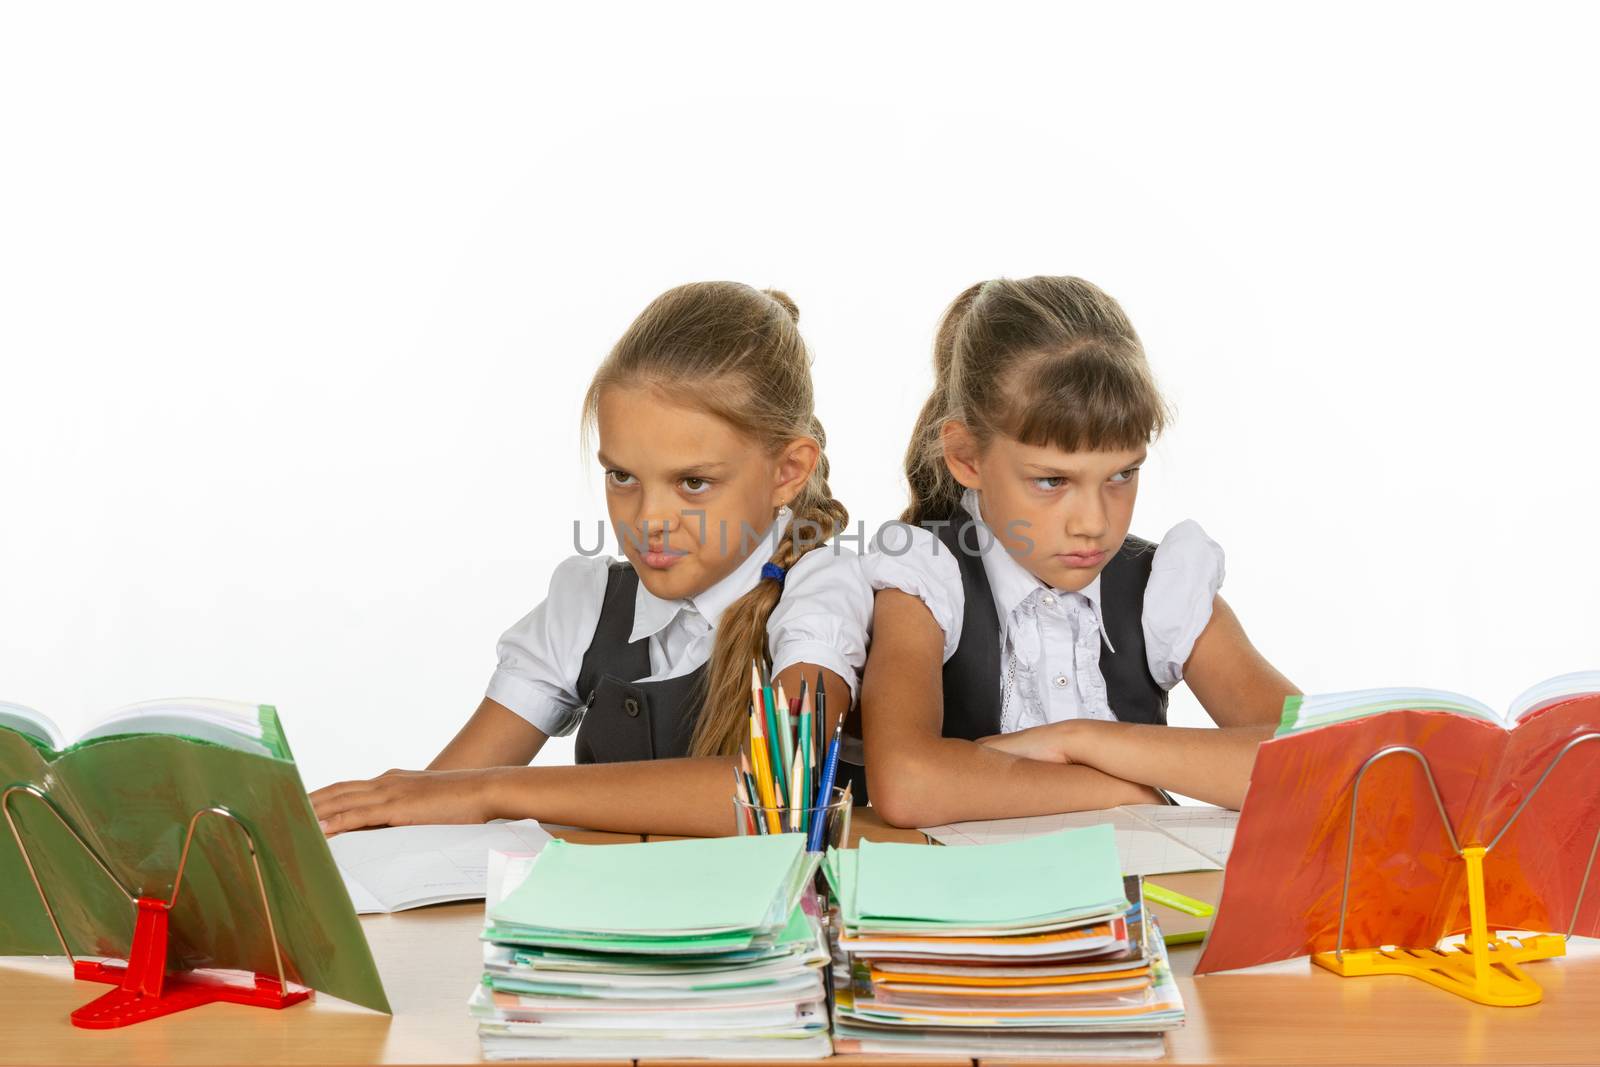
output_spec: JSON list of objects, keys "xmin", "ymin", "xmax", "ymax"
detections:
[
  {"xmin": 469, "ymin": 833, "xmax": 832, "ymax": 1060},
  {"xmin": 824, "ymin": 825, "xmax": 1185, "ymax": 1059}
]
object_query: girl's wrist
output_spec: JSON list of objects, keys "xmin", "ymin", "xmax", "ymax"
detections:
[{"xmin": 479, "ymin": 765, "xmax": 531, "ymax": 821}]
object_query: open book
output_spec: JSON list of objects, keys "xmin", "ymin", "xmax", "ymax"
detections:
[
  {"xmin": 1197, "ymin": 670, "xmax": 1600, "ymax": 974},
  {"xmin": 0, "ymin": 696, "xmax": 388, "ymax": 1013},
  {"xmin": 0, "ymin": 697, "xmax": 291, "ymax": 759},
  {"xmin": 330, "ymin": 820, "xmax": 553, "ymax": 913}
]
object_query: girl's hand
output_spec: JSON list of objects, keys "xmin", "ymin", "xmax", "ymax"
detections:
[
  {"xmin": 309, "ymin": 767, "xmax": 505, "ymax": 836},
  {"xmin": 977, "ymin": 722, "xmax": 1080, "ymax": 764}
]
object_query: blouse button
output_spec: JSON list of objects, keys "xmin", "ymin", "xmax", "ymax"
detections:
[
  {"xmin": 623, "ymin": 697, "xmax": 641, "ymax": 718},
  {"xmin": 1041, "ymin": 594, "xmax": 1056, "ymax": 607},
  {"xmin": 1053, "ymin": 675, "xmax": 1069, "ymax": 688}
]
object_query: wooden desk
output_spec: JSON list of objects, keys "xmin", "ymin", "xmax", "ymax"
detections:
[{"xmin": 5, "ymin": 815, "xmax": 1599, "ymax": 1066}]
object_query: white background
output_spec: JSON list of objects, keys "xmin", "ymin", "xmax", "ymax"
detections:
[{"xmin": 3, "ymin": 3, "xmax": 1596, "ymax": 794}]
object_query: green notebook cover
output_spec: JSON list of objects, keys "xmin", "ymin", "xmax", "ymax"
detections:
[
  {"xmin": 852, "ymin": 823, "xmax": 1127, "ymax": 927},
  {"xmin": 491, "ymin": 833, "xmax": 808, "ymax": 937},
  {"xmin": 0, "ymin": 707, "xmax": 390, "ymax": 1013}
]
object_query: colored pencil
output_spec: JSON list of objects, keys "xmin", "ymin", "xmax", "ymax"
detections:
[
  {"xmin": 733, "ymin": 767, "xmax": 756, "ymax": 835},
  {"xmin": 761, "ymin": 673, "xmax": 783, "ymax": 805},
  {"xmin": 749, "ymin": 660, "xmax": 765, "ymax": 734},
  {"xmin": 808, "ymin": 711, "xmax": 845, "ymax": 851},
  {"xmin": 749, "ymin": 707, "xmax": 782, "ymax": 834},
  {"xmin": 744, "ymin": 770, "xmax": 765, "ymax": 833},
  {"xmin": 788, "ymin": 746, "xmax": 805, "ymax": 833},
  {"xmin": 796, "ymin": 680, "xmax": 813, "ymax": 836},
  {"xmin": 813, "ymin": 670, "xmax": 827, "ymax": 789},
  {"xmin": 738, "ymin": 752, "xmax": 766, "ymax": 836},
  {"xmin": 771, "ymin": 680, "xmax": 790, "ymax": 804}
]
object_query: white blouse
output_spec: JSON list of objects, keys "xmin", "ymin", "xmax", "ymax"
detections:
[
  {"xmin": 862, "ymin": 489, "xmax": 1224, "ymax": 732},
  {"xmin": 486, "ymin": 509, "xmax": 873, "ymax": 736}
]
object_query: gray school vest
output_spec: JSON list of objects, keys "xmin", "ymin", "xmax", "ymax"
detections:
[
  {"xmin": 572, "ymin": 562, "xmax": 706, "ymax": 763},
  {"xmin": 838, "ymin": 512, "xmax": 1168, "ymax": 803}
]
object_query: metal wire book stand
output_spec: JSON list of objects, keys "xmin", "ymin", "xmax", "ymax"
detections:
[
  {"xmin": 1312, "ymin": 733, "xmax": 1600, "ymax": 1006},
  {"xmin": 2, "ymin": 783, "xmax": 312, "ymax": 1029}
]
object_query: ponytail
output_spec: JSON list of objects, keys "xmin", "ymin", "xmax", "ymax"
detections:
[
  {"xmin": 902, "ymin": 282, "xmax": 984, "ymax": 525},
  {"xmin": 690, "ymin": 470, "xmax": 847, "ymax": 758}
]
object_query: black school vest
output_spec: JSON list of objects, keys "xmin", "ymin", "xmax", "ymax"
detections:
[
  {"xmin": 572, "ymin": 562, "xmax": 706, "ymax": 763},
  {"xmin": 935, "ymin": 514, "xmax": 1169, "ymax": 740},
  {"xmin": 838, "ymin": 512, "xmax": 1168, "ymax": 803}
]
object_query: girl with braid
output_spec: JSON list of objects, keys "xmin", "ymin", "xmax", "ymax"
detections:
[
  {"xmin": 312, "ymin": 282, "xmax": 869, "ymax": 837},
  {"xmin": 860, "ymin": 276, "xmax": 1298, "ymax": 827}
]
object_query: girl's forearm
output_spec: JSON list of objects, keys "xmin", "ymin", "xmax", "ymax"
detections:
[
  {"xmin": 481, "ymin": 757, "xmax": 741, "ymax": 837},
  {"xmin": 1061, "ymin": 721, "xmax": 1274, "ymax": 809},
  {"xmin": 871, "ymin": 736, "xmax": 1161, "ymax": 828}
]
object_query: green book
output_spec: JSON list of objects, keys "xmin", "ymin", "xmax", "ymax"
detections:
[
  {"xmin": 850, "ymin": 824, "xmax": 1128, "ymax": 929},
  {"xmin": 0, "ymin": 698, "xmax": 390, "ymax": 1013},
  {"xmin": 490, "ymin": 833, "xmax": 810, "ymax": 940}
]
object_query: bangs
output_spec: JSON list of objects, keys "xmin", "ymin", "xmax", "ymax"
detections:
[{"xmin": 996, "ymin": 344, "xmax": 1168, "ymax": 454}]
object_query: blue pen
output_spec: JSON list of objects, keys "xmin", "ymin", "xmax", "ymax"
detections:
[{"xmin": 807, "ymin": 714, "xmax": 845, "ymax": 852}]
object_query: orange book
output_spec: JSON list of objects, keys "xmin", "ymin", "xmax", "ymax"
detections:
[
  {"xmin": 1197, "ymin": 675, "xmax": 1600, "ymax": 974},
  {"xmin": 870, "ymin": 964, "xmax": 1151, "ymax": 988}
]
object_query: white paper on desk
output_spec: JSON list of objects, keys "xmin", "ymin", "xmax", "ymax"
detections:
[
  {"xmin": 922, "ymin": 804, "xmax": 1238, "ymax": 876},
  {"xmin": 331, "ymin": 819, "xmax": 553, "ymax": 913}
]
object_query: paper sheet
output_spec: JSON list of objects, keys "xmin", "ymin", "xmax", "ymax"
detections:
[
  {"xmin": 922, "ymin": 805, "xmax": 1238, "ymax": 876},
  {"xmin": 331, "ymin": 819, "xmax": 553, "ymax": 913}
]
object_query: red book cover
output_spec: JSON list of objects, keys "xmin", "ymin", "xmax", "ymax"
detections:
[{"xmin": 1196, "ymin": 693, "xmax": 1600, "ymax": 975}]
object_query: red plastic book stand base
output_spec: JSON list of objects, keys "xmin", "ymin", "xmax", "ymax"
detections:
[{"xmin": 68, "ymin": 897, "xmax": 311, "ymax": 1030}]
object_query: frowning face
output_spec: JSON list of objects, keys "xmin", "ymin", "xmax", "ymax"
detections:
[
  {"xmin": 944, "ymin": 425, "xmax": 1145, "ymax": 591},
  {"xmin": 595, "ymin": 384, "xmax": 816, "ymax": 602}
]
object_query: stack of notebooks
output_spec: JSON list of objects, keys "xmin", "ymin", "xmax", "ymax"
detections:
[
  {"xmin": 470, "ymin": 833, "xmax": 833, "ymax": 1060},
  {"xmin": 823, "ymin": 825, "xmax": 1185, "ymax": 1059}
]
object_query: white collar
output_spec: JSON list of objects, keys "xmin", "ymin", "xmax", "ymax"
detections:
[
  {"xmin": 959, "ymin": 489, "xmax": 1117, "ymax": 653},
  {"xmin": 629, "ymin": 507, "xmax": 794, "ymax": 642}
]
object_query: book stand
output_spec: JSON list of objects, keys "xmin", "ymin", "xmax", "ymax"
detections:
[
  {"xmin": 1312, "ymin": 734, "xmax": 1600, "ymax": 1006},
  {"xmin": 2, "ymin": 783, "xmax": 312, "ymax": 1028}
]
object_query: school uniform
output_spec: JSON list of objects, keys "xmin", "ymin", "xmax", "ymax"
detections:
[
  {"xmin": 847, "ymin": 488, "xmax": 1225, "ymax": 798},
  {"xmin": 486, "ymin": 507, "xmax": 872, "ymax": 763}
]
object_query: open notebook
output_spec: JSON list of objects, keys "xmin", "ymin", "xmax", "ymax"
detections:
[
  {"xmin": 329, "ymin": 820, "xmax": 553, "ymax": 913},
  {"xmin": 923, "ymin": 805, "xmax": 1237, "ymax": 876}
]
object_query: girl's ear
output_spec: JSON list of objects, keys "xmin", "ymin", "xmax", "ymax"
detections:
[
  {"xmin": 771, "ymin": 436, "xmax": 820, "ymax": 509},
  {"xmin": 941, "ymin": 419, "xmax": 983, "ymax": 490}
]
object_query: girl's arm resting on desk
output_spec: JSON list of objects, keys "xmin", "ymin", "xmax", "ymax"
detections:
[
  {"xmin": 861, "ymin": 589, "xmax": 1162, "ymax": 829},
  {"xmin": 311, "ymin": 758, "xmax": 740, "ymax": 837},
  {"xmin": 982, "ymin": 720, "xmax": 1274, "ymax": 810},
  {"xmin": 977, "ymin": 593, "xmax": 1299, "ymax": 810},
  {"xmin": 310, "ymin": 665, "xmax": 850, "ymax": 838}
]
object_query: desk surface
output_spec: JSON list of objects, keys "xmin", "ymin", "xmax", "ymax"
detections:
[{"xmin": 4, "ymin": 812, "xmax": 1598, "ymax": 1067}]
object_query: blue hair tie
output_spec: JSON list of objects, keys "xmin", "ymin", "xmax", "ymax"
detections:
[{"xmin": 760, "ymin": 562, "xmax": 787, "ymax": 584}]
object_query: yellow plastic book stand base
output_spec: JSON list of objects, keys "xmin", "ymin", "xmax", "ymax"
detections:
[
  {"xmin": 1313, "ymin": 934, "xmax": 1565, "ymax": 1006},
  {"xmin": 1311, "ymin": 846, "xmax": 1566, "ymax": 1007}
]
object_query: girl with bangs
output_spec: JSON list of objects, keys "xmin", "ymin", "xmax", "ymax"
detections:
[
  {"xmin": 312, "ymin": 282, "xmax": 870, "ymax": 837},
  {"xmin": 858, "ymin": 276, "xmax": 1297, "ymax": 827}
]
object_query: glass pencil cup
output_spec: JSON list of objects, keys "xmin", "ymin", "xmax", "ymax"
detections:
[{"xmin": 734, "ymin": 784, "xmax": 851, "ymax": 851}]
